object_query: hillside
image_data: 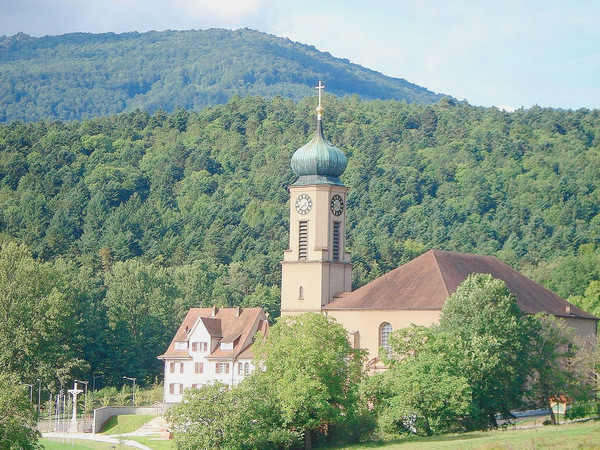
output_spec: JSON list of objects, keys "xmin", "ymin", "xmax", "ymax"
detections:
[
  {"xmin": 0, "ymin": 28, "xmax": 445, "ymax": 122},
  {"xmin": 1, "ymin": 96, "xmax": 600, "ymax": 383}
]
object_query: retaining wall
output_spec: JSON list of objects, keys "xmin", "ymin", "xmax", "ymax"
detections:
[{"xmin": 92, "ymin": 403, "xmax": 172, "ymax": 434}]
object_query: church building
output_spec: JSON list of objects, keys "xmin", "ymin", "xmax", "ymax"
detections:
[
  {"xmin": 161, "ymin": 83, "xmax": 598, "ymax": 396},
  {"xmin": 281, "ymin": 82, "xmax": 598, "ymax": 366}
]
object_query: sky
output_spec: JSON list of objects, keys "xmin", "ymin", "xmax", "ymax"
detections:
[{"xmin": 1, "ymin": 0, "xmax": 599, "ymax": 110}]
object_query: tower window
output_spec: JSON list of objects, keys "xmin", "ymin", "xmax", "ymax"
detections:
[
  {"xmin": 333, "ymin": 221, "xmax": 341, "ymax": 261},
  {"xmin": 299, "ymin": 221, "xmax": 308, "ymax": 260},
  {"xmin": 299, "ymin": 286, "xmax": 304, "ymax": 299},
  {"xmin": 380, "ymin": 323, "xmax": 393, "ymax": 353}
]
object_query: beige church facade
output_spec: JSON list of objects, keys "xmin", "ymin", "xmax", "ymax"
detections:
[{"xmin": 281, "ymin": 84, "xmax": 598, "ymax": 366}]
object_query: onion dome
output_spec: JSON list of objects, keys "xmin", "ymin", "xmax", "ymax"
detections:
[{"xmin": 291, "ymin": 82, "xmax": 347, "ymax": 186}]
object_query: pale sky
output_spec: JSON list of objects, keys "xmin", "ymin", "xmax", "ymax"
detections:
[{"xmin": 1, "ymin": 0, "xmax": 599, "ymax": 110}]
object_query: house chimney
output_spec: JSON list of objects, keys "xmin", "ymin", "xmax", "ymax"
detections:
[
  {"xmin": 236, "ymin": 306, "xmax": 242, "ymax": 317},
  {"xmin": 566, "ymin": 305, "xmax": 571, "ymax": 314},
  {"xmin": 212, "ymin": 305, "xmax": 218, "ymax": 317}
]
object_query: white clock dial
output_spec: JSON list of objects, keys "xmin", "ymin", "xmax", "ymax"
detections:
[{"xmin": 295, "ymin": 193, "xmax": 313, "ymax": 214}]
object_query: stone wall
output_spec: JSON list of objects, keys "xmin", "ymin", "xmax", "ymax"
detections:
[{"xmin": 38, "ymin": 417, "xmax": 93, "ymax": 433}]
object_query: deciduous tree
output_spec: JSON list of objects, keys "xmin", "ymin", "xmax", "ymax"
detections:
[{"xmin": 253, "ymin": 313, "xmax": 366, "ymax": 448}]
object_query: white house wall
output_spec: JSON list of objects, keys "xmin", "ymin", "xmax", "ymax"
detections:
[{"xmin": 162, "ymin": 318, "xmax": 258, "ymax": 403}]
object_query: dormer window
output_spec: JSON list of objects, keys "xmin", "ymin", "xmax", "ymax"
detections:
[
  {"xmin": 221, "ymin": 342, "xmax": 234, "ymax": 351},
  {"xmin": 174, "ymin": 342, "xmax": 188, "ymax": 350}
]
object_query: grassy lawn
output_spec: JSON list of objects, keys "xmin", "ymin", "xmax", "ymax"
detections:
[
  {"xmin": 335, "ymin": 420, "xmax": 600, "ymax": 449},
  {"xmin": 100, "ymin": 414, "xmax": 155, "ymax": 434},
  {"xmin": 128, "ymin": 436, "xmax": 174, "ymax": 449},
  {"xmin": 40, "ymin": 438, "xmax": 139, "ymax": 449}
]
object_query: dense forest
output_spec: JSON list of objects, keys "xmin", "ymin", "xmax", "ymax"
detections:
[
  {"xmin": 0, "ymin": 29, "xmax": 444, "ymax": 122},
  {"xmin": 1, "ymin": 95, "xmax": 600, "ymax": 388}
]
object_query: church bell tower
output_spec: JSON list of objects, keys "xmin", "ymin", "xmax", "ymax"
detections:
[{"xmin": 281, "ymin": 82, "xmax": 352, "ymax": 315}]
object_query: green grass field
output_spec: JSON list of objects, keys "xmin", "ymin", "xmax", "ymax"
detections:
[
  {"xmin": 41, "ymin": 419, "xmax": 599, "ymax": 449},
  {"xmin": 127, "ymin": 436, "xmax": 174, "ymax": 449},
  {"xmin": 337, "ymin": 420, "xmax": 600, "ymax": 449},
  {"xmin": 40, "ymin": 438, "xmax": 139, "ymax": 449},
  {"xmin": 99, "ymin": 414, "xmax": 155, "ymax": 434}
]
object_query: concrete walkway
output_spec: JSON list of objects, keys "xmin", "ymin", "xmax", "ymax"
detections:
[{"xmin": 42, "ymin": 432, "xmax": 152, "ymax": 449}]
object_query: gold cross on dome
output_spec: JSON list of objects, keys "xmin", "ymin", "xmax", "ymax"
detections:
[{"xmin": 316, "ymin": 81, "xmax": 325, "ymax": 107}]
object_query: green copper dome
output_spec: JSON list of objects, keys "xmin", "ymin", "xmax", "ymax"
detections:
[{"xmin": 291, "ymin": 119, "xmax": 348, "ymax": 186}]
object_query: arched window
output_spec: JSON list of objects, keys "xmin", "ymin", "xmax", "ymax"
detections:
[
  {"xmin": 380, "ymin": 322, "xmax": 393, "ymax": 353},
  {"xmin": 299, "ymin": 286, "xmax": 304, "ymax": 299}
]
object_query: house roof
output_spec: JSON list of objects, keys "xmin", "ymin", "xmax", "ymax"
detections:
[
  {"xmin": 158, "ymin": 307, "xmax": 268, "ymax": 360},
  {"xmin": 200, "ymin": 317, "xmax": 222, "ymax": 338},
  {"xmin": 324, "ymin": 249, "xmax": 597, "ymax": 320}
]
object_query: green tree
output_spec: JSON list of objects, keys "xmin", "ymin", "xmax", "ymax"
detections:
[
  {"xmin": 528, "ymin": 313, "xmax": 578, "ymax": 425},
  {"xmin": 168, "ymin": 379, "xmax": 298, "ymax": 450},
  {"xmin": 103, "ymin": 259, "xmax": 180, "ymax": 382},
  {"xmin": 365, "ymin": 351, "xmax": 472, "ymax": 436},
  {"xmin": 0, "ymin": 373, "xmax": 40, "ymax": 449},
  {"xmin": 0, "ymin": 241, "xmax": 84, "ymax": 383},
  {"xmin": 167, "ymin": 383, "xmax": 234, "ymax": 449},
  {"xmin": 438, "ymin": 274, "xmax": 533, "ymax": 428},
  {"xmin": 253, "ymin": 313, "xmax": 366, "ymax": 448},
  {"xmin": 365, "ymin": 324, "xmax": 472, "ymax": 436}
]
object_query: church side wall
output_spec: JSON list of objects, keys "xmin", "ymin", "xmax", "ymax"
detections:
[
  {"xmin": 325, "ymin": 309, "xmax": 441, "ymax": 361},
  {"xmin": 561, "ymin": 317, "xmax": 597, "ymax": 339}
]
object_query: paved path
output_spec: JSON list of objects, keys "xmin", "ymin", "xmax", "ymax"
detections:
[{"xmin": 42, "ymin": 432, "xmax": 152, "ymax": 449}]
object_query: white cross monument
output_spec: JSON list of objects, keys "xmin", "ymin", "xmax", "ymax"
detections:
[{"xmin": 68, "ymin": 382, "xmax": 84, "ymax": 432}]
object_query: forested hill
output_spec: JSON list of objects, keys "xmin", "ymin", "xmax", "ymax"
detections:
[
  {"xmin": 0, "ymin": 28, "xmax": 445, "ymax": 122},
  {"xmin": 2, "ymin": 96, "xmax": 600, "ymax": 384}
]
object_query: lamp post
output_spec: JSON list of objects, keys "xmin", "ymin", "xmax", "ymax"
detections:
[
  {"xmin": 36, "ymin": 379, "xmax": 41, "ymax": 413},
  {"xmin": 123, "ymin": 377, "xmax": 136, "ymax": 406},
  {"xmin": 22, "ymin": 383, "xmax": 33, "ymax": 403},
  {"xmin": 92, "ymin": 374, "xmax": 104, "ymax": 392}
]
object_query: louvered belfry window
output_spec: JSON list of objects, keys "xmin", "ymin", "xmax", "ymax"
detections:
[
  {"xmin": 299, "ymin": 221, "xmax": 308, "ymax": 260},
  {"xmin": 333, "ymin": 221, "xmax": 340, "ymax": 261}
]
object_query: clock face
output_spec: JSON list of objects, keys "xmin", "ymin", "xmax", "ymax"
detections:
[
  {"xmin": 331, "ymin": 194, "xmax": 344, "ymax": 216},
  {"xmin": 295, "ymin": 193, "xmax": 313, "ymax": 215}
]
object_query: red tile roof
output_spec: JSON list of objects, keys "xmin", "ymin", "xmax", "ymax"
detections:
[
  {"xmin": 158, "ymin": 307, "xmax": 268, "ymax": 360},
  {"xmin": 324, "ymin": 250, "xmax": 597, "ymax": 320}
]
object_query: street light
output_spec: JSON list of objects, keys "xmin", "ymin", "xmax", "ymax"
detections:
[
  {"xmin": 36, "ymin": 379, "xmax": 41, "ymax": 413},
  {"xmin": 123, "ymin": 377, "xmax": 136, "ymax": 406},
  {"xmin": 22, "ymin": 383, "xmax": 33, "ymax": 403},
  {"xmin": 92, "ymin": 374, "xmax": 104, "ymax": 392}
]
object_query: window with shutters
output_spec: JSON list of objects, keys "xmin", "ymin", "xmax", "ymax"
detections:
[
  {"xmin": 216, "ymin": 362, "xmax": 229, "ymax": 374},
  {"xmin": 238, "ymin": 362, "xmax": 243, "ymax": 375},
  {"xmin": 333, "ymin": 221, "xmax": 340, "ymax": 261},
  {"xmin": 174, "ymin": 341, "xmax": 188, "ymax": 350},
  {"xmin": 179, "ymin": 362, "xmax": 184, "ymax": 373},
  {"xmin": 244, "ymin": 362, "xmax": 250, "ymax": 375},
  {"xmin": 169, "ymin": 362, "xmax": 175, "ymax": 373},
  {"xmin": 195, "ymin": 362, "xmax": 203, "ymax": 374},
  {"xmin": 169, "ymin": 384, "xmax": 183, "ymax": 395},
  {"xmin": 299, "ymin": 221, "xmax": 308, "ymax": 260}
]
